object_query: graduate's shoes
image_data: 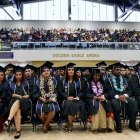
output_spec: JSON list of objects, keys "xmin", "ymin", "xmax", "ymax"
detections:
[
  {"xmin": 43, "ymin": 128, "xmax": 48, "ymax": 133},
  {"xmin": 116, "ymin": 127, "xmax": 122, "ymax": 133},
  {"xmin": 128, "ymin": 125, "xmax": 139, "ymax": 131},
  {"xmin": 4, "ymin": 120, "xmax": 11, "ymax": 132},
  {"xmin": 14, "ymin": 131, "xmax": 21, "ymax": 139},
  {"xmin": 4, "ymin": 120, "xmax": 10, "ymax": 127},
  {"xmin": 67, "ymin": 124, "xmax": 73, "ymax": 133},
  {"xmin": 64, "ymin": 122, "xmax": 69, "ymax": 130}
]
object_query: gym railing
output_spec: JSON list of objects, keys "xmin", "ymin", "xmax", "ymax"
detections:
[{"xmin": 1, "ymin": 42, "xmax": 140, "ymax": 50}]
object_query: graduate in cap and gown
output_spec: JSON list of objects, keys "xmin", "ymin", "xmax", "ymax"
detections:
[
  {"xmin": 32, "ymin": 61, "xmax": 59, "ymax": 133},
  {"xmin": 96, "ymin": 61, "xmax": 108, "ymax": 86},
  {"xmin": 76, "ymin": 67, "xmax": 82, "ymax": 79},
  {"xmin": 104, "ymin": 62, "xmax": 139, "ymax": 133},
  {"xmin": 5, "ymin": 64, "xmax": 15, "ymax": 84},
  {"xmin": 129, "ymin": 63, "xmax": 140, "ymax": 115},
  {"xmin": 59, "ymin": 66, "xmax": 65, "ymax": 80},
  {"xmin": 59, "ymin": 63, "xmax": 86, "ymax": 132},
  {"xmin": 55, "ymin": 66, "xmax": 65, "ymax": 81},
  {"xmin": 0, "ymin": 66, "xmax": 12, "ymax": 132},
  {"xmin": 80, "ymin": 67, "xmax": 87, "ymax": 81},
  {"xmin": 106, "ymin": 65, "xmax": 112, "ymax": 77},
  {"xmin": 85, "ymin": 67, "xmax": 92, "ymax": 81},
  {"xmin": 55, "ymin": 67, "xmax": 61, "ymax": 81},
  {"xmin": 24, "ymin": 64, "xmax": 38, "ymax": 101},
  {"xmin": 4, "ymin": 66, "xmax": 32, "ymax": 139},
  {"xmin": 85, "ymin": 68, "xmax": 114, "ymax": 133}
]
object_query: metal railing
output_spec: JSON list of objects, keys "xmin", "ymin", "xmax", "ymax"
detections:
[{"xmin": 2, "ymin": 42, "xmax": 140, "ymax": 50}]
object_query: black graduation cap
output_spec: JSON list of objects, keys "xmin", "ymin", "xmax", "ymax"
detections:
[
  {"xmin": 76, "ymin": 67, "xmax": 81, "ymax": 72},
  {"xmin": 60, "ymin": 66, "xmax": 65, "ymax": 71},
  {"xmin": 66, "ymin": 62, "xmax": 76, "ymax": 69},
  {"xmin": 14, "ymin": 66, "xmax": 24, "ymax": 74},
  {"xmin": 0, "ymin": 66, "xmax": 5, "ymax": 72},
  {"xmin": 40, "ymin": 61, "xmax": 54, "ymax": 72},
  {"xmin": 24, "ymin": 64, "xmax": 38, "ymax": 74},
  {"xmin": 5, "ymin": 63, "xmax": 15, "ymax": 70},
  {"xmin": 129, "ymin": 66, "xmax": 135, "ymax": 71},
  {"xmin": 93, "ymin": 68, "xmax": 100, "ymax": 75},
  {"xmin": 124, "ymin": 65, "xmax": 130, "ymax": 70},
  {"xmin": 80, "ymin": 67, "xmax": 86, "ymax": 72},
  {"xmin": 24, "ymin": 64, "xmax": 36, "ymax": 70},
  {"xmin": 134, "ymin": 63, "xmax": 140, "ymax": 71},
  {"xmin": 111, "ymin": 62, "xmax": 123, "ymax": 69},
  {"xmin": 96, "ymin": 61, "xmax": 107, "ymax": 68},
  {"xmin": 106, "ymin": 65, "xmax": 113, "ymax": 71}
]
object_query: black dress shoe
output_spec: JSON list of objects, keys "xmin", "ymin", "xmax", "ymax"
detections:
[
  {"xmin": 116, "ymin": 127, "xmax": 122, "ymax": 133},
  {"xmin": 129, "ymin": 126, "xmax": 139, "ymax": 131},
  {"xmin": 14, "ymin": 131, "xmax": 21, "ymax": 139},
  {"xmin": 4, "ymin": 120, "xmax": 11, "ymax": 132}
]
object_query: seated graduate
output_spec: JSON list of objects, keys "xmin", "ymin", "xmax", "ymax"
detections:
[
  {"xmin": 104, "ymin": 62, "xmax": 139, "ymax": 133},
  {"xmin": 0, "ymin": 66, "xmax": 11, "ymax": 132},
  {"xmin": 4, "ymin": 66, "xmax": 32, "ymax": 139},
  {"xmin": 85, "ymin": 68, "xmax": 114, "ymax": 133},
  {"xmin": 5, "ymin": 64, "xmax": 15, "ymax": 84},
  {"xmin": 32, "ymin": 61, "xmax": 59, "ymax": 133},
  {"xmin": 24, "ymin": 64, "xmax": 38, "ymax": 102},
  {"xmin": 76, "ymin": 67, "xmax": 82, "ymax": 80},
  {"xmin": 129, "ymin": 63, "xmax": 140, "ymax": 115},
  {"xmin": 59, "ymin": 63, "xmax": 86, "ymax": 132},
  {"xmin": 24, "ymin": 64, "xmax": 38, "ymax": 89}
]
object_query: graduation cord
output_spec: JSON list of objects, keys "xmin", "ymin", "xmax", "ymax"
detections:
[
  {"xmin": 74, "ymin": 81, "xmax": 77, "ymax": 97},
  {"xmin": 68, "ymin": 81, "xmax": 70, "ymax": 97},
  {"xmin": 109, "ymin": 77, "xmax": 127, "ymax": 119},
  {"xmin": 136, "ymin": 73, "xmax": 140, "ymax": 85}
]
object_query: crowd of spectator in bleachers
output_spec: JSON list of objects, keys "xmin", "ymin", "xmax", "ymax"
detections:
[{"xmin": 0, "ymin": 27, "xmax": 140, "ymax": 43}]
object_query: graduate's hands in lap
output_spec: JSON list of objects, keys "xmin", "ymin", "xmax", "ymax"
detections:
[
  {"xmin": 48, "ymin": 97, "xmax": 56, "ymax": 103},
  {"xmin": 95, "ymin": 95, "xmax": 105, "ymax": 102},
  {"xmin": 39, "ymin": 97, "xmax": 47, "ymax": 103},
  {"xmin": 67, "ymin": 96, "xmax": 74, "ymax": 101},
  {"xmin": 22, "ymin": 95, "xmax": 29, "ymax": 99},
  {"xmin": 13, "ymin": 94, "xmax": 22, "ymax": 99},
  {"xmin": 100, "ymin": 95, "xmax": 106, "ymax": 102},
  {"xmin": 119, "ymin": 95, "xmax": 126, "ymax": 102}
]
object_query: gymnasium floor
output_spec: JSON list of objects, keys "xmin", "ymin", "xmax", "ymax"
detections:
[{"xmin": 1, "ymin": 123, "xmax": 140, "ymax": 140}]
